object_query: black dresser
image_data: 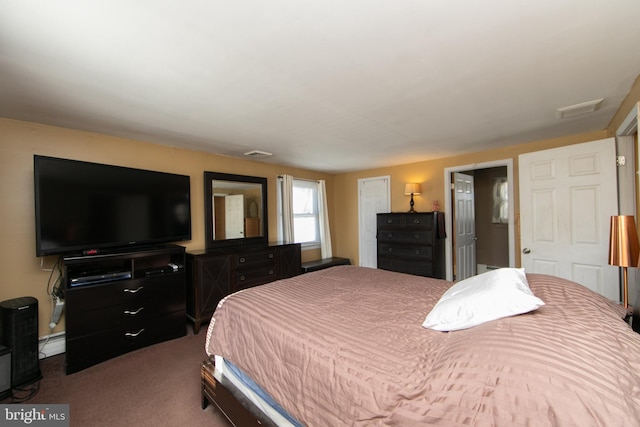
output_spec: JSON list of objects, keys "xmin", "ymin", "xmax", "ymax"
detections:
[
  {"xmin": 376, "ymin": 212, "xmax": 445, "ymax": 279},
  {"xmin": 63, "ymin": 245, "xmax": 186, "ymax": 374},
  {"xmin": 185, "ymin": 243, "xmax": 301, "ymax": 333}
]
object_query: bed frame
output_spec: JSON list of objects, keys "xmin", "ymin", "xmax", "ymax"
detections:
[
  {"xmin": 201, "ymin": 357, "xmax": 276, "ymax": 427},
  {"xmin": 633, "ymin": 292, "xmax": 640, "ymax": 333}
]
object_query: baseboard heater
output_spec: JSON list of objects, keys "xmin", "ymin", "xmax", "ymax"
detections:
[{"xmin": 39, "ymin": 332, "xmax": 65, "ymax": 359}]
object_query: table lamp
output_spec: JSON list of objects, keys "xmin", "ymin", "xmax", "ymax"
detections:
[
  {"xmin": 404, "ymin": 183, "xmax": 421, "ymax": 213},
  {"xmin": 608, "ymin": 215, "xmax": 639, "ymax": 309}
]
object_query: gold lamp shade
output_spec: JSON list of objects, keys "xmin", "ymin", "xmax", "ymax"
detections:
[
  {"xmin": 608, "ymin": 215, "xmax": 640, "ymax": 308},
  {"xmin": 404, "ymin": 183, "xmax": 422, "ymax": 213},
  {"xmin": 404, "ymin": 183, "xmax": 422, "ymax": 196}
]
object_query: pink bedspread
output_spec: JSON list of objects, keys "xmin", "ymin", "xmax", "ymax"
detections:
[{"xmin": 205, "ymin": 266, "xmax": 640, "ymax": 426}]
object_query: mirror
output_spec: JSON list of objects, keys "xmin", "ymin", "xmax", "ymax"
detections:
[{"xmin": 204, "ymin": 171, "xmax": 268, "ymax": 249}]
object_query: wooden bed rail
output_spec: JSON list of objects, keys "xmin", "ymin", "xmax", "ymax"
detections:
[{"xmin": 201, "ymin": 357, "xmax": 277, "ymax": 426}]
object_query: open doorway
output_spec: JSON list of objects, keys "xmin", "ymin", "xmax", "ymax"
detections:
[{"xmin": 443, "ymin": 160, "xmax": 515, "ymax": 281}]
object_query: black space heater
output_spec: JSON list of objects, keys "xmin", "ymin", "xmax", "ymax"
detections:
[{"xmin": 0, "ymin": 297, "xmax": 42, "ymax": 388}]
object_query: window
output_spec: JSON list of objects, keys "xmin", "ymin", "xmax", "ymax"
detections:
[
  {"xmin": 277, "ymin": 175, "xmax": 331, "ymax": 256},
  {"xmin": 492, "ymin": 178, "xmax": 508, "ymax": 224},
  {"xmin": 292, "ymin": 179, "xmax": 320, "ymax": 247}
]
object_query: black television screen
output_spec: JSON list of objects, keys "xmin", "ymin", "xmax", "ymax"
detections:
[{"xmin": 34, "ymin": 155, "xmax": 191, "ymax": 256}]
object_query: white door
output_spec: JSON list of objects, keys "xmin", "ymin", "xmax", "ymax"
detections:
[
  {"xmin": 358, "ymin": 176, "xmax": 391, "ymax": 268},
  {"xmin": 225, "ymin": 194, "xmax": 245, "ymax": 239},
  {"xmin": 453, "ymin": 172, "xmax": 476, "ymax": 280},
  {"xmin": 519, "ymin": 138, "xmax": 619, "ymax": 301}
]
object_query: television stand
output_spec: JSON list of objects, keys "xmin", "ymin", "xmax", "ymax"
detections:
[{"xmin": 62, "ymin": 244, "xmax": 187, "ymax": 374}]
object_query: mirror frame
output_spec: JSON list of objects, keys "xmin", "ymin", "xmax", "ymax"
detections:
[{"xmin": 204, "ymin": 171, "xmax": 269, "ymax": 250}]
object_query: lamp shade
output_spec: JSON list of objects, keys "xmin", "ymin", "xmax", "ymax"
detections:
[
  {"xmin": 404, "ymin": 183, "xmax": 422, "ymax": 195},
  {"xmin": 608, "ymin": 215, "xmax": 640, "ymax": 267}
]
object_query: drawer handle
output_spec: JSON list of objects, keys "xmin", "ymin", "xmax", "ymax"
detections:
[
  {"xmin": 124, "ymin": 307, "xmax": 144, "ymax": 315},
  {"xmin": 125, "ymin": 329, "xmax": 145, "ymax": 338},
  {"xmin": 124, "ymin": 286, "xmax": 144, "ymax": 294},
  {"xmin": 414, "ymin": 234, "xmax": 421, "ymax": 239},
  {"xmin": 415, "ymin": 249, "xmax": 421, "ymax": 255},
  {"xmin": 387, "ymin": 248, "xmax": 393, "ymax": 253},
  {"xmin": 268, "ymin": 253, "xmax": 274, "ymax": 259},
  {"xmin": 239, "ymin": 257, "xmax": 246, "ymax": 263},
  {"xmin": 268, "ymin": 269, "xmax": 274, "ymax": 275},
  {"xmin": 387, "ymin": 233, "xmax": 393, "ymax": 238},
  {"xmin": 413, "ymin": 219, "xmax": 421, "ymax": 224},
  {"xmin": 387, "ymin": 219, "xmax": 393, "ymax": 224},
  {"xmin": 239, "ymin": 275, "xmax": 246, "ymax": 281}
]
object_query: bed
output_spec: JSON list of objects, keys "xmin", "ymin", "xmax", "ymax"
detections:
[{"xmin": 204, "ymin": 265, "xmax": 640, "ymax": 426}]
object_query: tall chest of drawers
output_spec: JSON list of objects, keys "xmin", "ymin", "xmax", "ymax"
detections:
[{"xmin": 376, "ymin": 212, "xmax": 445, "ymax": 279}]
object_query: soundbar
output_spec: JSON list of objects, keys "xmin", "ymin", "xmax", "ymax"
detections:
[{"xmin": 69, "ymin": 271, "xmax": 132, "ymax": 287}]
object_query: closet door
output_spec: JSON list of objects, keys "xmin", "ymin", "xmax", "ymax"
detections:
[{"xmin": 519, "ymin": 138, "xmax": 618, "ymax": 301}]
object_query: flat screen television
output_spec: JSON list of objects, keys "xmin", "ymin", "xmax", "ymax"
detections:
[{"xmin": 34, "ymin": 155, "xmax": 191, "ymax": 257}]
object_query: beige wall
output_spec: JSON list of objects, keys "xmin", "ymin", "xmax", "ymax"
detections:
[{"xmin": 0, "ymin": 118, "xmax": 331, "ymax": 335}]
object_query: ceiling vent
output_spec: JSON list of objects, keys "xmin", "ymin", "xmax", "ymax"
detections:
[
  {"xmin": 244, "ymin": 150, "xmax": 273, "ymax": 158},
  {"xmin": 556, "ymin": 98, "xmax": 604, "ymax": 119}
]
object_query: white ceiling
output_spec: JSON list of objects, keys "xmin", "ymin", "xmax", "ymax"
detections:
[{"xmin": 1, "ymin": 1, "xmax": 639, "ymax": 173}]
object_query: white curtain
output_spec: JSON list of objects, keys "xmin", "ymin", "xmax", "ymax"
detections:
[
  {"xmin": 318, "ymin": 179, "xmax": 333, "ymax": 258},
  {"xmin": 278, "ymin": 174, "xmax": 294, "ymax": 243}
]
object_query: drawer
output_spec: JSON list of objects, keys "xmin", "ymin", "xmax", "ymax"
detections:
[
  {"xmin": 377, "ymin": 214, "xmax": 434, "ymax": 229},
  {"xmin": 377, "ymin": 243, "xmax": 432, "ymax": 259},
  {"xmin": 65, "ymin": 310, "xmax": 186, "ymax": 374},
  {"xmin": 235, "ymin": 250, "xmax": 278, "ymax": 268},
  {"xmin": 378, "ymin": 258, "xmax": 433, "ymax": 277},
  {"xmin": 65, "ymin": 273, "xmax": 185, "ymax": 312},
  {"xmin": 377, "ymin": 215, "xmax": 404, "ymax": 227},
  {"xmin": 377, "ymin": 229, "xmax": 433, "ymax": 243},
  {"xmin": 66, "ymin": 296, "xmax": 185, "ymax": 336},
  {"xmin": 234, "ymin": 267, "xmax": 277, "ymax": 290}
]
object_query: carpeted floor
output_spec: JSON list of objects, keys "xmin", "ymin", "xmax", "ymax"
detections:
[{"xmin": 3, "ymin": 330, "xmax": 229, "ymax": 427}]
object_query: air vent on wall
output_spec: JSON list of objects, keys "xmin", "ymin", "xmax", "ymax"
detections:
[
  {"xmin": 556, "ymin": 98, "xmax": 604, "ymax": 119},
  {"xmin": 244, "ymin": 150, "xmax": 273, "ymax": 158}
]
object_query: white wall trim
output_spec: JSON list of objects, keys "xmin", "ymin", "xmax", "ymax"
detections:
[
  {"xmin": 616, "ymin": 101, "xmax": 639, "ymax": 137},
  {"xmin": 39, "ymin": 332, "xmax": 65, "ymax": 359}
]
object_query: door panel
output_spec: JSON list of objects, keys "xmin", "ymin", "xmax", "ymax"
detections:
[
  {"xmin": 224, "ymin": 194, "xmax": 245, "ymax": 239},
  {"xmin": 519, "ymin": 138, "xmax": 618, "ymax": 301},
  {"xmin": 358, "ymin": 176, "xmax": 391, "ymax": 268},
  {"xmin": 453, "ymin": 172, "xmax": 475, "ymax": 280}
]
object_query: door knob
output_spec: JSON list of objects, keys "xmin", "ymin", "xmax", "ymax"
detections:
[{"xmin": 522, "ymin": 248, "xmax": 531, "ymax": 254}]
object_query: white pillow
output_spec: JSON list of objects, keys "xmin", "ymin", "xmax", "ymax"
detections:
[{"xmin": 422, "ymin": 268, "xmax": 544, "ymax": 331}]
